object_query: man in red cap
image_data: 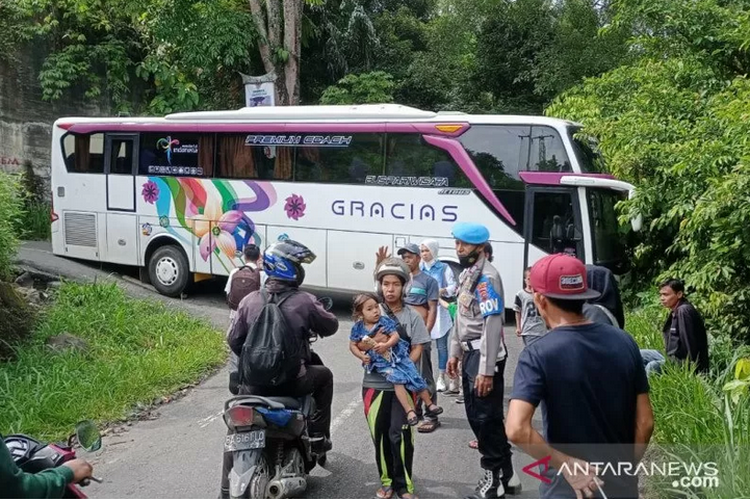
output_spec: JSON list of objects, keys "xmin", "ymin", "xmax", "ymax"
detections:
[{"xmin": 505, "ymin": 254, "xmax": 654, "ymax": 499}]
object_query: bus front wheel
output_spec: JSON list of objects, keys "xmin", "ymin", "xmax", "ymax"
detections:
[{"xmin": 148, "ymin": 245, "xmax": 190, "ymax": 297}]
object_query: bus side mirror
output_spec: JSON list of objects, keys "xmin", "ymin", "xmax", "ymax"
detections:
[
  {"xmin": 628, "ymin": 188, "xmax": 643, "ymax": 232},
  {"xmin": 631, "ymin": 214, "xmax": 643, "ymax": 232}
]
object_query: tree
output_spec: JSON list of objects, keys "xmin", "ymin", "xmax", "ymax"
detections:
[
  {"xmin": 319, "ymin": 71, "xmax": 395, "ymax": 104},
  {"xmin": 548, "ymin": 0, "xmax": 750, "ymax": 343},
  {"xmin": 247, "ymin": 0, "xmax": 310, "ymax": 105},
  {"xmin": 15, "ymin": 0, "xmax": 257, "ymax": 113},
  {"xmin": 137, "ymin": 0, "xmax": 256, "ymax": 113},
  {"xmin": 534, "ymin": 0, "xmax": 631, "ymax": 97},
  {"xmin": 18, "ymin": 0, "xmax": 147, "ymax": 111},
  {"xmin": 473, "ymin": 0, "xmax": 556, "ymax": 114}
]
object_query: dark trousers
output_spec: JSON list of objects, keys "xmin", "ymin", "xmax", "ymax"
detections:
[
  {"xmin": 243, "ymin": 365, "xmax": 333, "ymax": 437},
  {"xmin": 363, "ymin": 388, "xmax": 415, "ymax": 496},
  {"xmin": 462, "ymin": 350, "xmax": 513, "ymax": 474},
  {"xmin": 414, "ymin": 343, "xmax": 438, "ymax": 421}
]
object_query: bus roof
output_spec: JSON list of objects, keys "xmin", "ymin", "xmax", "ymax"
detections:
[{"xmin": 54, "ymin": 104, "xmax": 581, "ymax": 129}]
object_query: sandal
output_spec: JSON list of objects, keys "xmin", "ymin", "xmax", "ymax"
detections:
[
  {"xmin": 417, "ymin": 419, "xmax": 440, "ymax": 433},
  {"xmin": 425, "ymin": 404, "xmax": 443, "ymax": 417},
  {"xmin": 399, "ymin": 493, "xmax": 418, "ymax": 499},
  {"xmin": 406, "ymin": 410, "xmax": 419, "ymax": 426},
  {"xmin": 376, "ymin": 486, "xmax": 394, "ymax": 499}
]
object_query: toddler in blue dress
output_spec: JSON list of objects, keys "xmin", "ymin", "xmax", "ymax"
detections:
[{"xmin": 349, "ymin": 293, "xmax": 443, "ymax": 426}]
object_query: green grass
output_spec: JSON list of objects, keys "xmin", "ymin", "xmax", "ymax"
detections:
[
  {"xmin": 626, "ymin": 306, "xmax": 665, "ymax": 350},
  {"xmin": 0, "ymin": 282, "xmax": 226, "ymax": 440},
  {"xmin": 19, "ymin": 200, "xmax": 51, "ymax": 241},
  {"xmin": 626, "ymin": 305, "xmax": 750, "ymax": 498}
]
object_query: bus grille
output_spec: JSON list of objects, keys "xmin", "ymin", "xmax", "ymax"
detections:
[{"xmin": 64, "ymin": 213, "xmax": 97, "ymax": 248}]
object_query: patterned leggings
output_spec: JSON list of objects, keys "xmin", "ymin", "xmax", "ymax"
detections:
[{"xmin": 362, "ymin": 387, "xmax": 416, "ymax": 496}]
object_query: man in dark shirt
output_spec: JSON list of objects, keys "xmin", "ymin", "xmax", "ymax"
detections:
[
  {"xmin": 506, "ymin": 254, "xmax": 654, "ymax": 499},
  {"xmin": 640, "ymin": 279, "xmax": 709, "ymax": 375}
]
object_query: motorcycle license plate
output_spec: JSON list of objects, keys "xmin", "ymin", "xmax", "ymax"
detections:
[{"xmin": 224, "ymin": 430, "xmax": 266, "ymax": 452}]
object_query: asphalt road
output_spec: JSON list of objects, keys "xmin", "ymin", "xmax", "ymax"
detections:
[{"xmin": 17, "ymin": 241, "xmax": 544, "ymax": 499}]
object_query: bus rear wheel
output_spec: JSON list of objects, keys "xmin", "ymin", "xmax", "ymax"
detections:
[{"xmin": 148, "ymin": 245, "xmax": 190, "ymax": 297}]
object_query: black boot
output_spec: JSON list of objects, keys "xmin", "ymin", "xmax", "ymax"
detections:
[
  {"xmin": 467, "ymin": 469, "xmax": 505, "ymax": 499},
  {"xmin": 310, "ymin": 434, "xmax": 332, "ymax": 454}
]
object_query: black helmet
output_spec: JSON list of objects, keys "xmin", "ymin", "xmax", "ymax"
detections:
[{"xmin": 263, "ymin": 239, "xmax": 316, "ymax": 286}]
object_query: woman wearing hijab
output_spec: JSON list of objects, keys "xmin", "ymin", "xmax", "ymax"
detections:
[{"xmin": 419, "ymin": 239, "xmax": 457, "ymax": 392}]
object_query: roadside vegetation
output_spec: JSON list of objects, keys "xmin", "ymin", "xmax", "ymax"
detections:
[
  {"xmin": 17, "ymin": 162, "xmax": 51, "ymax": 241},
  {"xmin": 0, "ymin": 281, "xmax": 226, "ymax": 440},
  {"xmin": 0, "ymin": 171, "xmax": 225, "ymax": 439},
  {"xmin": 627, "ymin": 307, "xmax": 750, "ymax": 498}
]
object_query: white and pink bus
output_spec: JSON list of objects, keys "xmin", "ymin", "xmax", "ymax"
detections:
[{"xmin": 50, "ymin": 104, "xmax": 639, "ymax": 297}]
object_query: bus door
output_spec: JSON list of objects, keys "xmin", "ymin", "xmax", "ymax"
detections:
[
  {"xmin": 523, "ymin": 186, "xmax": 585, "ymax": 270},
  {"xmin": 104, "ymin": 133, "xmax": 139, "ymax": 265}
]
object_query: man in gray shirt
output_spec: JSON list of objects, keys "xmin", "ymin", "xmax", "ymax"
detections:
[
  {"xmin": 398, "ymin": 242, "xmax": 439, "ymax": 334},
  {"xmin": 514, "ymin": 268, "xmax": 547, "ymax": 346}
]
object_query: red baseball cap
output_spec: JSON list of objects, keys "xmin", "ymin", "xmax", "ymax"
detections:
[{"xmin": 529, "ymin": 254, "xmax": 601, "ymax": 300}]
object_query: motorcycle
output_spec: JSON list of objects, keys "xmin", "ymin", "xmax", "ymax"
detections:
[
  {"xmin": 5, "ymin": 420, "xmax": 103, "ymax": 498},
  {"xmin": 223, "ymin": 297, "xmax": 333, "ymax": 499}
]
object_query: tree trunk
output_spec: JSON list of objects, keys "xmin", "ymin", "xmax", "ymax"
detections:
[
  {"xmin": 282, "ymin": 0, "xmax": 302, "ymax": 105},
  {"xmin": 248, "ymin": 0, "xmax": 275, "ymax": 74},
  {"xmin": 248, "ymin": 0, "xmax": 302, "ymax": 106}
]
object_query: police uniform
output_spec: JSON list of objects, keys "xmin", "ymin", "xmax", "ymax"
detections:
[{"xmin": 450, "ymin": 222, "xmax": 516, "ymax": 497}]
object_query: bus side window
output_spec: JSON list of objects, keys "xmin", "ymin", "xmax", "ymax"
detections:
[
  {"xmin": 139, "ymin": 133, "xmax": 208, "ymax": 177},
  {"xmin": 217, "ymin": 134, "xmax": 258, "ymax": 179},
  {"xmin": 110, "ymin": 139, "xmax": 134, "ymax": 175},
  {"xmin": 62, "ymin": 133, "xmax": 105, "ymax": 174},
  {"xmin": 294, "ymin": 133, "xmax": 383, "ymax": 184},
  {"xmin": 532, "ymin": 191, "xmax": 578, "ymax": 256},
  {"xmin": 385, "ymin": 134, "xmax": 468, "ymax": 187}
]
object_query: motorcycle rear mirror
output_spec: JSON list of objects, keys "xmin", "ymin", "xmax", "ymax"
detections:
[
  {"xmin": 75, "ymin": 420, "xmax": 102, "ymax": 452},
  {"xmin": 320, "ymin": 297, "xmax": 333, "ymax": 311}
]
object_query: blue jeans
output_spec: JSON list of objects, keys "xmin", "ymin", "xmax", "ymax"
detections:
[
  {"xmin": 640, "ymin": 349, "xmax": 665, "ymax": 376},
  {"xmin": 435, "ymin": 333, "xmax": 449, "ymax": 371}
]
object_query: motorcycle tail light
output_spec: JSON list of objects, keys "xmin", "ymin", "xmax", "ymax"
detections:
[{"xmin": 224, "ymin": 406, "xmax": 255, "ymax": 427}]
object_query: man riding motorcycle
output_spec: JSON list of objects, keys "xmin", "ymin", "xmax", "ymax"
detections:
[{"xmin": 226, "ymin": 239, "xmax": 339, "ymax": 446}]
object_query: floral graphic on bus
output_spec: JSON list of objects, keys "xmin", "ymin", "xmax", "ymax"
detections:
[
  {"xmin": 143, "ymin": 178, "xmax": 277, "ymax": 272},
  {"xmin": 284, "ymin": 194, "xmax": 306, "ymax": 220},
  {"xmin": 141, "ymin": 180, "xmax": 159, "ymax": 204},
  {"xmin": 156, "ymin": 136, "xmax": 180, "ymax": 165},
  {"xmin": 191, "ymin": 200, "xmax": 255, "ymax": 261}
]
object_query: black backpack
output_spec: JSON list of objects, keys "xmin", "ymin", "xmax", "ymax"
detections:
[{"xmin": 239, "ymin": 290, "xmax": 302, "ymax": 387}]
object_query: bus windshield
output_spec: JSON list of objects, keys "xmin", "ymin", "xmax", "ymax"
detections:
[{"xmin": 568, "ymin": 127, "xmax": 605, "ymax": 173}]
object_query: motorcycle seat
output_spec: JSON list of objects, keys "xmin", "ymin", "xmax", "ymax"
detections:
[
  {"xmin": 228, "ymin": 394, "xmax": 311, "ymax": 411},
  {"xmin": 264, "ymin": 396, "xmax": 303, "ymax": 409}
]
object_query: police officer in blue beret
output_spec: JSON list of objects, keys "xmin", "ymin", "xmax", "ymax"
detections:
[{"xmin": 447, "ymin": 222, "xmax": 521, "ymax": 498}]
